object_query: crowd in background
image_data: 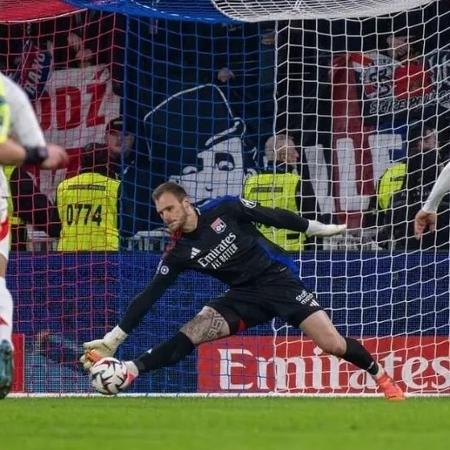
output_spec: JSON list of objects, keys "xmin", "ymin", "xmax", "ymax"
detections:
[{"xmin": 1, "ymin": 3, "xmax": 450, "ymax": 252}]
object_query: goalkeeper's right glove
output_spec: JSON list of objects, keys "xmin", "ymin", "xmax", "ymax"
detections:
[
  {"xmin": 306, "ymin": 220, "xmax": 347, "ymax": 237},
  {"xmin": 80, "ymin": 326, "xmax": 128, "ymax": 371}
]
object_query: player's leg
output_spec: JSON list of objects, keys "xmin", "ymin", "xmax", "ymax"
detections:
[
  {"xmin": 269, "ymin": 272, "xmax": 404, "ymax": 400},
  {"xmin": 106, "ymin": 289, "xmax": 272, "ymax": 391},
  {"xmin": 87, "ymin": 296, "xmax": 245, "ymax": 391},
  {"xmin": 113, "ymin": 291, "xmax": 255, "ymax": 389},
  {"xmin": 299, "ymin": 310, "xmax": 405, "ymax": 400},
  {"xmin": 124, "ymin": 288, "xmax": 259, "ymax": 381},
  {"xmin": 0, "ymin": 230, "xmax": 14, "ymax": 399},
  {"xmin": 84, "ymin": 306, "xmax": 231, "ymax": 391},
  {"xmin": 299, "ymin": 310, "xmax": 372, "ymax": 370},
  {"xmin": 128, "ymin": 305, "xmax": 231, "ymax": 376}
]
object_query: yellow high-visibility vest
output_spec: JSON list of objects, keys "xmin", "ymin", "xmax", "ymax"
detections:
[
  {"xmin": 377, "ymin": 162, "xmax": 407, "ymax": 210},
  {"xmin": 3, "ymin": 166, "xmax": 24, "ymax": 226},
  {"xmin": 243, "ymin": 172, "xmax": 305, "ymax": 251},
  {"xmin": 57, "ymin": 172, "xmax": 120, "ymax": 251}
]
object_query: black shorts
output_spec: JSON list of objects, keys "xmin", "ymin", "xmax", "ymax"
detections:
[{"xmin": 206, "ymin": 268, "xmax": 323, "ymax": 333}]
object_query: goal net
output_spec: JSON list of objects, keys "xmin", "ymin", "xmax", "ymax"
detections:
[
  {"xmin": 2, "ymin": 0, "xmax": 449, "ymax": 395},
  {"xmin": 1, "ymin": 4, "xmax": 123, "ymax": 394}
]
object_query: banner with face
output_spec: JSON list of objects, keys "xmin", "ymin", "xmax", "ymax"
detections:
[{"xmin": 144, "ymin": 84, "xmax": 255, "ymax": 205}]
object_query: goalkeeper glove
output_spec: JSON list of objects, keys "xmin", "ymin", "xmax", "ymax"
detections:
[
  {"xmin": 306, "ymin": 220, "xmax": 347, "ymax": 237},
  {"xmin": 80, "ymin": 326, "xmax": 128, "ymax": 370}
]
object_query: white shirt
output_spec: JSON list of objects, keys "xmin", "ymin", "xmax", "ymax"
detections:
[
  {"xmin": 0, "ymin": 72, "xmax": 46, "ymax": 222},
  {"xmin": 422, "ymin": 161, "xmax": 450, "ymax": 213}
]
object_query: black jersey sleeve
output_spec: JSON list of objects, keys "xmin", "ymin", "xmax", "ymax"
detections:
[
  {"xmin": 119, "ymin": 256, "xmax": 182, "ymax": 333},
  {"xmin": 228, "ymin": 197, "xmax": 310, "ymax": 232}
]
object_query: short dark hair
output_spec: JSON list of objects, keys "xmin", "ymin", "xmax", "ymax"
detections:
[
  {"xmin": 152, "ymin": 181, "xmax": 188, "ymax": 202},
  {"xmin": 106, "ymin": 117, "xmax": 123, "ymax": 133},
  {"xmin": 407, "ymin": 122, "xmax": 436, "ymax": 154},
  {"xmin": 81, "ymin": 146, "xmax": 109, "ymax": 169}
]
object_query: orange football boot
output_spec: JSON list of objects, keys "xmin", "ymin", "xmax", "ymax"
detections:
[{"xmin": 376, "ymin": 374, "xmax": 405, "ymax": 401}]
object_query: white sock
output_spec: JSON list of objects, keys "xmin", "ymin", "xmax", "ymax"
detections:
[
  {"xmin": 373, "ymin": 364, "xmax": 385, "ymax": 380},
  {"xmin": 0, "ymin": 277, "xmax": 13, "ymax": 344}
]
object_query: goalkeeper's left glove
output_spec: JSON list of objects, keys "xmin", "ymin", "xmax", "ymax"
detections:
[
  {"xmin": 306, "ymin": 220, "xmax": 347, "ymax": 237},
  {"xmin": 80, "ymin": 326, "xmax": 128, "ymax": 370}
]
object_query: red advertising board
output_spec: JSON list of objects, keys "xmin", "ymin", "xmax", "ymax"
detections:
[
  {"xmin": 198, "ymin": 336, "xmax": 450, "ymax": 394},
  {"xmin": 11, "ymin": 333, "xmax": 25, "ymax": 393}
]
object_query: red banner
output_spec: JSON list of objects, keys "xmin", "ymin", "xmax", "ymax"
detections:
[
  {"xmin": 198, "ymin": 336, "xmax": 450, "ymax": 394},
  {"xmin": 11, "ymin": 333, "xmax": 25, "ymax": 393},
  {"xmin": 34, "ymin": 64, "xmax": 121, "ymax": 199},
  {"xmin": 4, "ymin": 12, "xmax": 121, "ymax": 201},
  {"xmin": 330, "ymin": 55, "xmax": 375, "ymax": 228}
]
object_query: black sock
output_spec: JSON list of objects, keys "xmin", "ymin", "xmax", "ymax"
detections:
[
  {"xmin": 343, "ymin": 337, "xmax": 379, "ymax": 375},
  {"xmin": 134, "ymin": 332, "xmax": 195, "ymax": 373}
]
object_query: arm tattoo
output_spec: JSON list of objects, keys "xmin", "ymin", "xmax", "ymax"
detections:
[{"xmin": 181, "ymin": 307, "xmax": 230, "ymax": 345}]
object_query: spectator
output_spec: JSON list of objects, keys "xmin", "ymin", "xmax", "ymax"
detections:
[
  {"xmin": 243, "ymin": 134, "xmax": 320, "ymax": 251},
  {"xmin": 84, "ymin": 117, "xmax": 134, "ymax": 179},
  {"xmin": 86, "ymin": 116, "xmax": 156, "ymax": 244},
  {"xmin": 56, "ymin": 146, "xmax": 120, "ymax": 251},
  {"xmin": 216, "ymin": 24, "xmax": 275, "ymax": 154},
  {"xmin": 5, "ymin": 166, "xmax": 61, "ymax": 251},
  {"xmin": 49, "ymin": 11, "xmax": 118, "ymax": 70},
  {"xmin": 67, "ymin": 31, "xmax": 95, "ymax": 69},
  {"xmin": 384, "ymin": 28, "xmax": 433, "ymax": 103},
  {"xmin": 377, "ymin": 122, "xmax": 449, "ymax": 250}
]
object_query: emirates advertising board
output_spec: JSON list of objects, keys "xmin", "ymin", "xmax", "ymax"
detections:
[{"xmin": 198, "ymin": 336, "xmax": 450, "ymax": 394}]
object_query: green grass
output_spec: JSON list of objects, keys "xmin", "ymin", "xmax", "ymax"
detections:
[{"xmin": 1, "ymin": 398, "xmax": 449, "ymax": 450}]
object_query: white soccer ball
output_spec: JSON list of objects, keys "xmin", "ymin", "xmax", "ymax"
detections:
[{"xmin": 90, "ymin": 357, "xmax": 128, "ymax": 395}]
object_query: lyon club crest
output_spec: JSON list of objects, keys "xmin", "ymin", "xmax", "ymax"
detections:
[{"xmin": 211, "ymin": 217, "xmax": 227, "ymax": 234}]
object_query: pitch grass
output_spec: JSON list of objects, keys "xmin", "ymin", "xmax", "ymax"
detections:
[{"xmin": 1, "ymin": 398, "xmax": 449, "ymax": 450}]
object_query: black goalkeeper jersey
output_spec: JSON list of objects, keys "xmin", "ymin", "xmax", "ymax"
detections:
[{"xmin": 119, "ymin": 196, "xmax": 310, "ymax": 333}]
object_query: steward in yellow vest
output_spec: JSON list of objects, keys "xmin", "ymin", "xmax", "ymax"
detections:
[
  {"xmin": 376, "ymin": 123, "xmax": 444, "ymax": 250},
  {"xmin": 56, "ymin": 148, "xmax": 120, "ymax": 251},
  {"xmin": 244, "ymin": 134, "xmax": 321, "ymax": 252},
  {"xmin": 243, "ymin": 168, "xmax": 320, "ymax": 252},
  {"xmin": 377, "ymin": 161, "xmax": 407, "ymax": 211},
  {"xmin": 243, "ymin": 171, "xmax": 305, "ymax": 251}
]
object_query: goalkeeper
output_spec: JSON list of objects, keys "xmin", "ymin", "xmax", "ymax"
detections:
[
  {"xmin": 0, "ymin": 72, "xmax": 68, "ymax": 399},
  {"xmin": 81, "ymin": 181, "xmax": 404, "ymax": 400}
]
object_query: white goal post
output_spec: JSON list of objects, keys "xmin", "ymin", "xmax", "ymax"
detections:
[{"xmin": 212, "ymin": 0, "xmax": 433, "ymax": 21}]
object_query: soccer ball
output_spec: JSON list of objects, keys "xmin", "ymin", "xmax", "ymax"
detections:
[{"xmin": 90, "ymin": 357, "xmax": 128, "ymax": 395}]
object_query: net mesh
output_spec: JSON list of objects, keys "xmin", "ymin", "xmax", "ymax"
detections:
[
  {"xmin": 268, "ymin": 3, "xmax": 450, "ymax": 393},
  {"xmin": 1, "ymin": 0, "xmax": 449, "ymax": 395},
  {"xmin": 1, "ymin": 8, "xmax": 124, "ymax": 393}
]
